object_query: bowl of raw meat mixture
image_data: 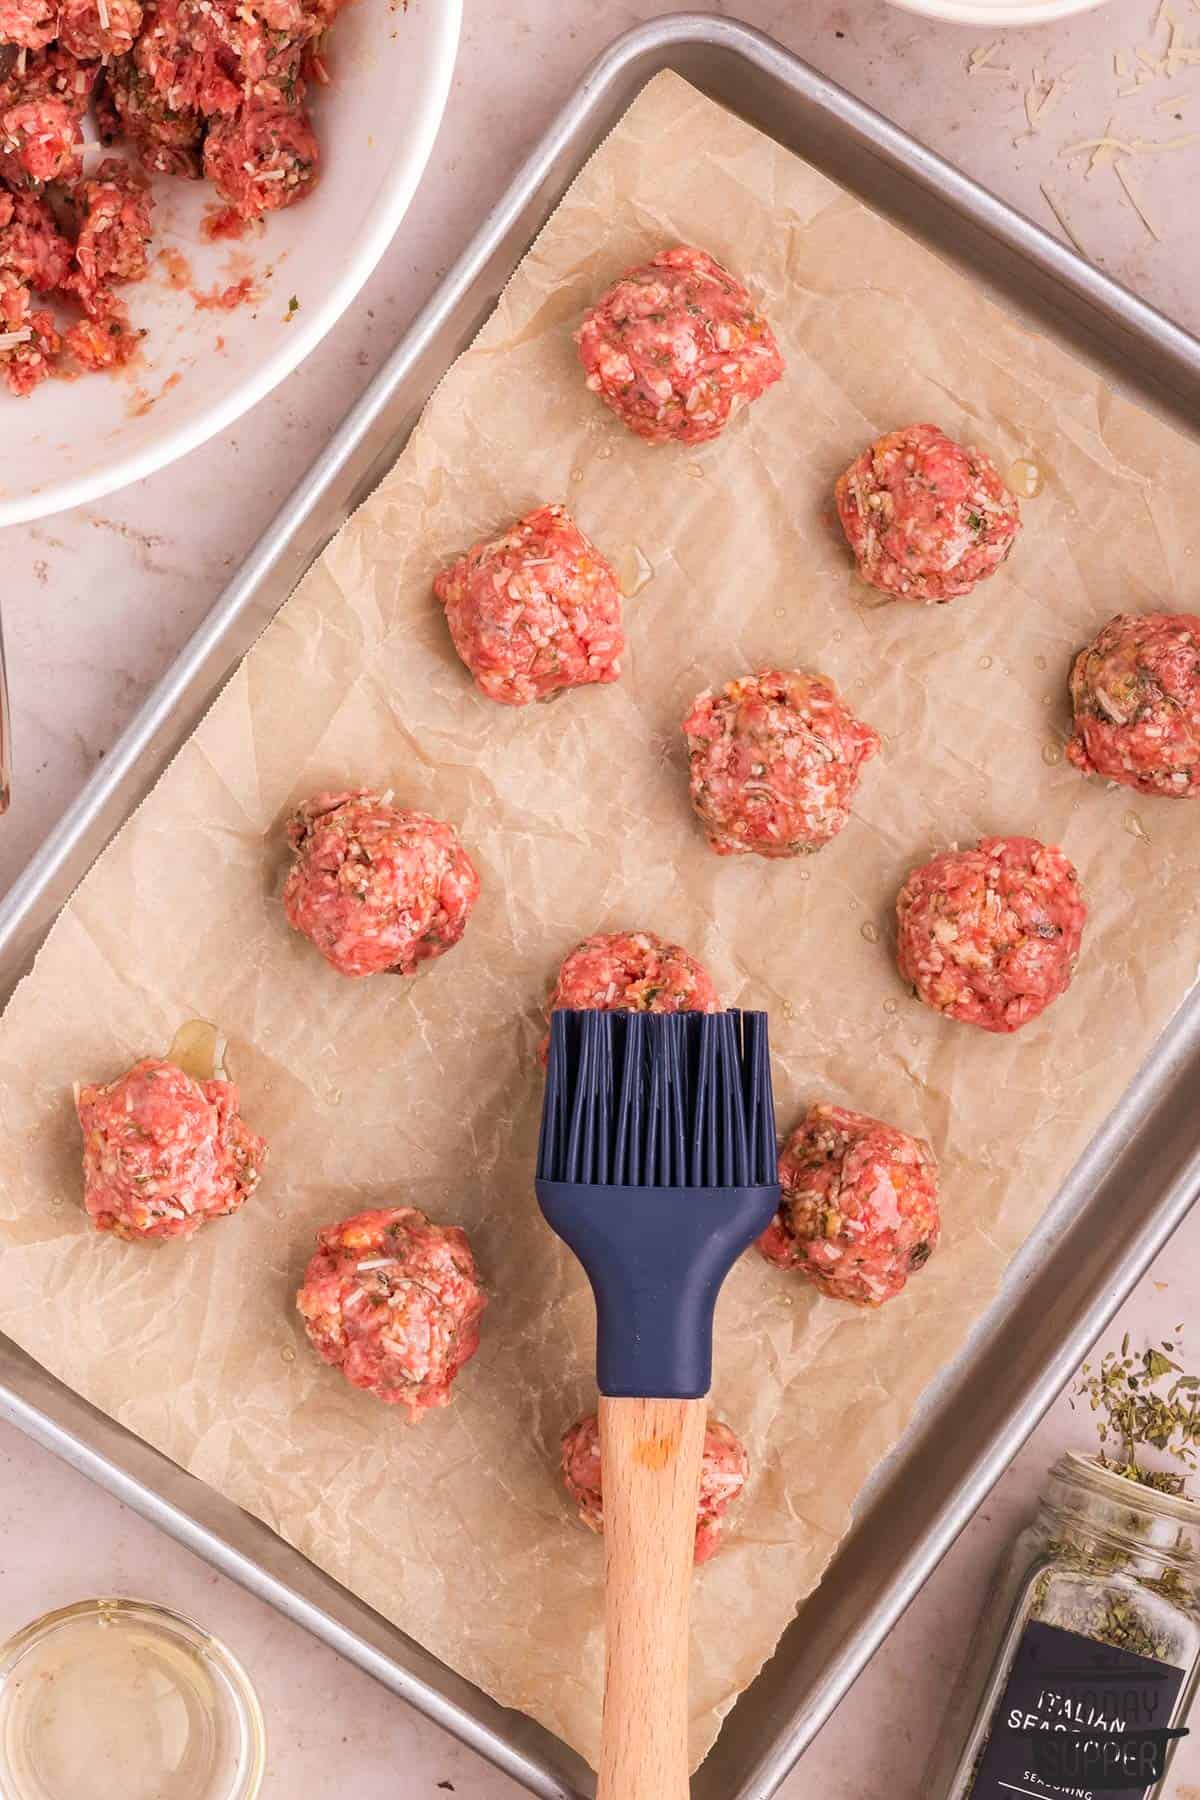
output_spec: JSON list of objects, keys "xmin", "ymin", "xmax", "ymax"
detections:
[{"xmin": 0, "ymin": 0, "xmax": 459, "ymax": 525}]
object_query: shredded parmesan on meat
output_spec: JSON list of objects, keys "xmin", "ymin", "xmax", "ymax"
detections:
[
  {"xmin": 97, "ymin": 0, "xmax": 110, "ymax": 26},
  {"xmin": 0, "ymin": 329, "xmax": 33, "ymax": 351}
]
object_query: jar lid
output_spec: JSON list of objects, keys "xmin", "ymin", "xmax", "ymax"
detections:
[{"xmin": 0, "ymin": 1598, "xmax": 265, "ymax": 1800}]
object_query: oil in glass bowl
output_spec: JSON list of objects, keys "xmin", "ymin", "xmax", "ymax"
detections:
[{"xmin": 0, "ymin": 1598, "xmax": 265, "ymax": 1800}]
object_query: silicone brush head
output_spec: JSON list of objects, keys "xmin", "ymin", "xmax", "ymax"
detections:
[{"xmin": 535, "ymin": 1010, "xmax": 780, "ymax": 1399}]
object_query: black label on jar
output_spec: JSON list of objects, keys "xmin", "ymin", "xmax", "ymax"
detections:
[{"xmin": 966, "ymin": 1620, "xmax": 1188, "ymax": 1799}]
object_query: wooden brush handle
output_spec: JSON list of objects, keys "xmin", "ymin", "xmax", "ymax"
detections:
[{"xmin": 597, "ymin": 1395, "xmax": 706, "ymax": 1800}]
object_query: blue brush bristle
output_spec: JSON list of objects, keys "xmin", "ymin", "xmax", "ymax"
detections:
[
  {"xmin": 535, "ymin": 1008, "xmax": 780, "ymax": 1399},
  {"xmin": 537, "ymin": 1009, "xmax": 776, "ymax": 1190}
]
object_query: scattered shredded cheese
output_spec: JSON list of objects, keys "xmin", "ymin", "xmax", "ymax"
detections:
[
  {"xmin": 1022, "ymin": 62, "xmax": 1081, "ymax": 135},
  {"xmin": 1114, "ymin": 156, "xmax": 1163, "ymax": 238},
  {"xmin": 0, "ymin": 329, "xmax": 32, "ymax": 351},
  {"xmin": 968, "ymin": 40, "xmax": 1011, "ymax": 76},
  {"xmin": 1155, "ymin": 88, "xmax": 1193, "ymax": 108},
  {"xmin": 1062, "ymin": 128, "xmax": 1198, "ymax": 159},
  {"xmin": 96, "ymin": 0, "xmax": 110, "ymax": 27},
  {"xmin": 1040, "ymin": 184, "xmax": 1092, "ymax": 259}
]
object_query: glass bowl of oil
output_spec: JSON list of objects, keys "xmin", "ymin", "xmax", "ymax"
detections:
[{"xmin": 0, "ymin": 1598, "xmax": 265, "ymax": 1800}]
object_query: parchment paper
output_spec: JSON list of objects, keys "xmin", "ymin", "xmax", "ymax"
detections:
[{"xmin": 1, "ymin": 71, "xmax": 1199, "ymax": 1771}]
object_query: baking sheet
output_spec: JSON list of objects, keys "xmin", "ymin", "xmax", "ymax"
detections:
[{"xmin": 1, "ymin": 69, "xmax": 1199, "ymax": 1771}]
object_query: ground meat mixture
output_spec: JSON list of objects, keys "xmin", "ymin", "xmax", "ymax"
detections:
[
  {"xmin": 1066, "ymin": 611, "xmax": 1200, "ymax": 797},
  {"xmin": 681, "ymin": 670, "xmax": 880, "ymax": 858},
  {"xmin": 0, "ymin": 0, "xmax": 344, "ymax": 393},
  {"xmin": 75, "ymin": 1055, "xmax": 267, "ymax": 1241},
  {"xmin": 296, "ymin": 1207, "xmax": 487, "ymax": 1418},
  {"xmin": 69, "ymin": 156, "xmax": 152, "ymax": 307},
  {"xmin": 60, "ymin": 0, "xmax": 142, "ymax": 61},
  {"xmin": 434, "ymin": 503, "xmax": 625, "ymax": 707},
  {"xmin": 835, "ymin": 423, "xmax": 1021, "ymax": 604},
  {"xmin": 0, "ymin": 184, "xmax": 71, "ymax": 390},
  {"xmin": 575, "ymin": 244, "xmax": 784, "ymax": 446},
  {"xmin": 284, "ymin": 789, "xmax": 481, "ymax": 980},
  {"xmin": 758, "ymin": 1104, "xmax": 940, "ymax": 1307},
  {"xmin": 539, "ymin": 928, "xmax": 719, "ymax": 1065},
  {"xmin": 896, "ymin": 834, "xmax": 1087, "ymax": 1033},
  {"xmin": 201, "ymin": 99, "xmax": 318, "ymax": 226},
  {"xmin": 0, "ymin": 0, "xmax": 57, "ymax": 50},
  {"xmin": 0, "ymin": 94, "xmax": 81, "ymax": 184},
  {"xmin": 562, "ymin": 1411, "xmax": 748, "ymax": 1563},
  {"xmin": 99, "ymin": 57, "xmax": 203, "ymax": 176}
]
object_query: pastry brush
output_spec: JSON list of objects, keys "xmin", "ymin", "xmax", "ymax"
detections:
[{"xmin": 536, "ymin": 1008, "xmax": 779, "ymax": 1800}]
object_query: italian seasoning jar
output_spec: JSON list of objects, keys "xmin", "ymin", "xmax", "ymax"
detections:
[{"xmin": 927, "ymin": 1452, "xmax": 1200, "ymax": 1800}]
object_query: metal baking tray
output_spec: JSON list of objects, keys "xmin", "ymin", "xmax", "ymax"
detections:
[{"xmin": 3, "ymin": 17, "xmax": 1200, "ymax": 1799}]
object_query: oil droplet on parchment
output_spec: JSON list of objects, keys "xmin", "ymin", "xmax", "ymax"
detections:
[
  {"xmin": 1042, "ymin": 742, "xmax": 1064, "ymax": 766},
  {"xmin": 774, "ymin": 607, "xmax": 786, "ymax": 619},
  {"xmin": 280, "ymin": 1345, "xmax": 296, "ymax": 1364},
  {"xmin": 686, "ymin": 463, "xmax": 704, "ymax": 480},
  {"xmin": 848, "ymin": 897, "xmax": 859, "ymax": 911},
  {"xmin": 798, "ymin": 868, "xmax": 811, "ymax": 883},
  {"xmin": 1007, "ymin": 458, "xmax": 1044, "ymax": 499},
  {"xmin": 1123, "ymin": 810, "xmax": 1151, "ymax": 844},
  {"xmin": 782, "ymin": 1000, "xmax": 796, "ymax": 1020},
  {"xmin": 1034, "ymin": 654, "xmax": 1047, "ymax": 671},
  {"xmin": 167, "ymin": 1018, "xmax": 224, "ymax": 1082},
  {"xmin": 596, "ymin": 443, "xmax": 614, "ymax": 461},
  {"xmin": 615, "ymin": 545, "xmax": 653, "ymax": 598},
  {"xmin": 860, "ymin": 921, "xmax": 880, "ymax": 944},
  {"xmin": 882, "ymin": 997, "xmax": 898, "ymax": 1015},
  {"xmin": 977, "ymin": 655, "xmax": 993, "ymax": 671},
  {"xmin": 570, "ymin": 467, "xmax": 583, "ymax": 484}
]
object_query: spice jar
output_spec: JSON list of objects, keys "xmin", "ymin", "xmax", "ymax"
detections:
[{"xmin": 927, "ymin": 1451, "xmax": 1200, "ymax": 1799}]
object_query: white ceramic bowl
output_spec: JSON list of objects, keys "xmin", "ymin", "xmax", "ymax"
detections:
[
  {"xmin": 886, "ymin": 0, "xmax": 1104, "ymax": 21},
  {"xmin": 0, "ymin": 0, "xmax": 460, "ymax": 527}
]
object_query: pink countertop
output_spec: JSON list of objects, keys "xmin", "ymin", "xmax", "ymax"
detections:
[{"xmin": 4, "ymin": 1, "xmax": 1200, "ymax": 1794}]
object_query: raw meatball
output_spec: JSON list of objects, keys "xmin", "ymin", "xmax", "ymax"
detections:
[
  {"xmin": 296, "ymin": 1207, "xmax": 486, "ymax": 1418},
  {"xmin": 681, "ymin": 669, "xmax": 880, "ymax": 858},
  {"xmin": 69, "ymin": 158, "xmax": 153, "ymax": 313},
  {"xmin": 76, "ymin": 1056, "xmax": 267, "ymax": 1241},
  {"xmin": 757, "ymin": 1103, "xmax": 939, "ymax": 1307},
  {"xmin": 203, "ymin": 100, "xmax": 318, "ymax": 222},
  {"xmin": 835, "ymin": 423, "xmax": 1021, "ymax": 604},
  {"xmin": 576, "ymin": 244, "xmax": 784, "ymax": 446},
  {"xmin": 1067, "ymin": 611, "xmax": 1200, "ymax": 797},
  {"xmin": 434, "ymin": 503, "xmax": 624, "ymax": 707},
  {"xmin": 284, "ymin": 789, "xmax": 480, "ymax": 979},
  {"xmin": 540, "ymin": 928, "xmax": 719, "ymax": 1065},
  {"xmin": 561, "ymin": 1411, "xmax": 748, "ymax": 1564},
  {"xmin": 896, "ymin": 834, "xmax": 1086, "ymax": 1033}
]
